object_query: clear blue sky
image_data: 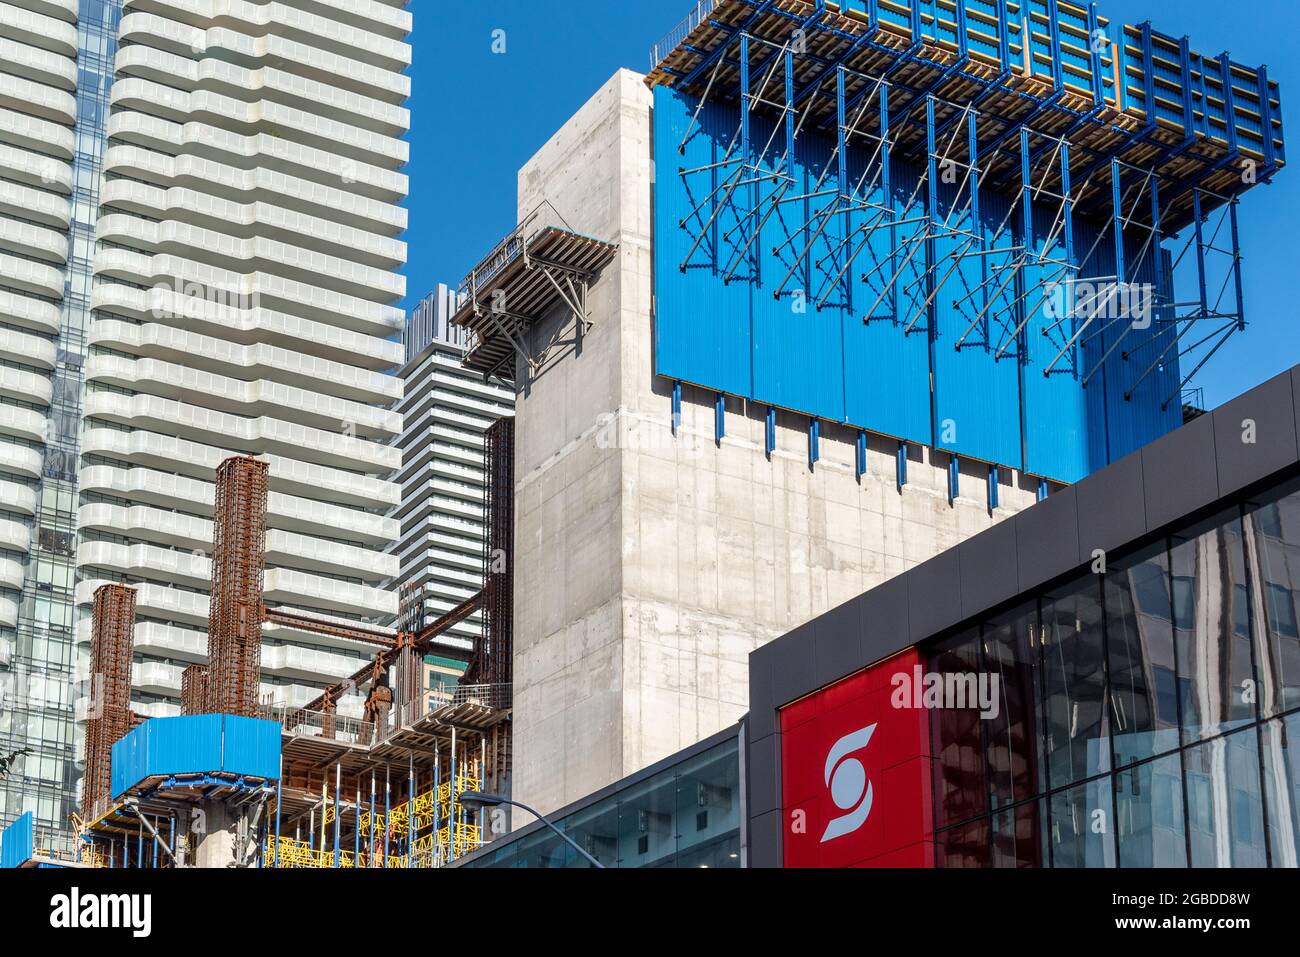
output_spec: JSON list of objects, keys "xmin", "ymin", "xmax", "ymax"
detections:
[{"xmin": 403, "ymin": 0, "xmax": 1298, "ymax": 410}]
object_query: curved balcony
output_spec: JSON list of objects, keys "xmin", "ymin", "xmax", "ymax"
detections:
[
  {"xmin": 114, "ymin": 44, "xmax": 408, "ymax": 136},
  {"xmin": 111, "ymin": 80, "xmax": 408, "ymax": 168},
  {"xmin": 0, "ymin": 35, "xmax": 76, "ymax": 90},
  {"xmin": 89, "ymin": 319, "xmax": 401, "ymax": 405},
  {"xmin": 82, "ymin": 391, "xmax": 400, "ymax": 473},
  {"xmin": 0, "ymin": 478, "xmax": 37, "ymax": 515},
  {"xmin": 0, "ymin": 556, "xmax": 23, "ymax": 591},
  {"xmin": 84, "ymin": 354, "xmax": 401, "ymax": 440},
  {"xmin": 79, "ymin": 427, "xmax": 401, "ymax": 510},
  {"xmin": 0, "ymin": 439, "xmax": 41, "ymax": 479},
  {"xmin": 106, "ymin": 110, "xmax": 406, "ymax": 203},
  {"xmin": 0, "ymin": 1, "xmax": 78, "ymax": 57},
  {"xmin": 0, "ymin": 327, "xmax": 56, "ymax": 370},
  {"xmin": 121, "ymin": 0, "xmax": 411, "ymax": 69},
  {"xmin": 0, "ymin": 595, "xmax": 16, "ymax": 628},
  {"xmin": 97, "ymin": 184, "xmax": 405, "ymax": 268},
  {"xmin": 75, "ymin": 577, "xmax": 209, "ymax": 630},
  {"xmin": 0, "ymin": 366, "xmax": 51, "ymax": 407},
  {"xmin": 91, "ymin": 284, "xmax": 404, "ymax": 363},
  {"xmin": 0, "ymin": 105, "xmax": 74, "ymax": 158},
  {"xmin": 0, "ymin": 141, "xmax": 72, "ymax": 194},
  {"xmin": 0, "ymin": 517, "xmax": 33, "ymax": 555},
  {"xmin": 0, "ymin": 178, "xmax": 70, "ymax": 230},
  {"xmin": 0, "ymin": 214, "xmax": 67, "ymax": 264},
  {"xmin": 76, "ymin": 540, "xmax": 211, "ymax": 589},
  {"xmin": 103, "ymin": 143, "xmax": 406, "ymax": 235},
  {"xmin": 0, "ymin": 402, "xmax": 47, "ymax": 444},
  {"xmin": 78, "ymin": 463, "xmax": 399, "ymax": 545},
  {"xmin": 264, "ymin": 566, "xmax": 396, "ymax": 618},
  {"xmin": 0, "ymin": 287, "xmax": 59, "ymax": 334}
]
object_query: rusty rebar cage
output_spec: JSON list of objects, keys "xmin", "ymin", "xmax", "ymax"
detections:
[
  {"xmin": 83, "ymin": 584, "xmax": 136, "ymax": 819},
  {"xmin": 468, "ymin": 417, "xmax": 514, "ymax": 688},
  {"xmin": 181, "ymin": 664, "xmax": 209, "ymax": 716},
  {"xmin": 207, "ymin": 455, "xmax": 269, "ymax": 717}
]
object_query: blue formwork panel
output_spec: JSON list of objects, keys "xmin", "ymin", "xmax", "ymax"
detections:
[
  {"xmin": 655, "ymin": 85, "xmax": 1181, "ymax": 483},
  {"xmin": 221, "ymin": 715, "xmax": 281, "ymax": 780},
  {"xmin": 654, "ymin": 89, "xmax": 753, "ymax": 402},
  {"xmin": 0, "ymin": 811, "xmax": 33, "ymax": 869},
  {"xmin": 111, "ymin": 715, "xmax": 281, "ymax": 799}
]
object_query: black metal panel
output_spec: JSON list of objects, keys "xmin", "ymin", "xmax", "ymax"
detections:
[
  {"xmin": 1212, "ymin": 370, "xmax": 1299, "ymax": 495},
  {"xmin": 1074, "ymin": 449, "xmax": 1147, "ymax": 565},
  {"xmin": 1141, "ymin": 411, "xmax": 1219, "ymax": 532}
]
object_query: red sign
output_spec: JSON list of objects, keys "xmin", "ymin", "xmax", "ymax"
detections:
[{"xmin": 780, "ymin": 648, "xmax": 934, "ymax": 868}]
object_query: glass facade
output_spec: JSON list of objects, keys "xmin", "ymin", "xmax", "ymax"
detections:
[
  {"xmin": 931, "ymin": 472, "xmax": 1300, "ymax": 867},
  {"xmin": 459, "ymin": 732, "xmax": 742, "ymax": 868},
  {"xmin": 0, "ymin": 0, "xmax": 122, "ymax": 852}
]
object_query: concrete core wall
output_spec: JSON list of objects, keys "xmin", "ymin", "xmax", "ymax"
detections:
[{"xmin": 510, "ymin": 69, "xmax": 1040, "ymax": 817}]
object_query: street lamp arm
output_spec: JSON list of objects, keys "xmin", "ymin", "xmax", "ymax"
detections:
[{"xmin": 502, "ymin": 798, "xmax": 605, "ymax": 869}]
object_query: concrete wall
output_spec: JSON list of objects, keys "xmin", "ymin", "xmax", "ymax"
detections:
[{"xmin": 510, "ymin": 69, "xmax": 1040, "ymax": 816}]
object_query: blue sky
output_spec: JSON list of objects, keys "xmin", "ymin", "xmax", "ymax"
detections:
[{"xmin": 403, "ymin": 0, "xmax": 1298, "ymax": 409}]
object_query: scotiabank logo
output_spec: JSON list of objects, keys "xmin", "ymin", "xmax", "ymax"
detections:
[
  {"xmin": 821, "ymin": 725, "xmax": 876, "ymax": 842},
  {"xmin": 780, "ymin": 649, "xmax": 934, "ymax": 867}
]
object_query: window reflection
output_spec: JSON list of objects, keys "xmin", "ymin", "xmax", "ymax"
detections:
[
  {"xmin": 1049, "ymin": 778, "xmax": 1115, "ymax": 868},
  {"xmin": 983, "ymin": 603, "xmax": 1041, "ymax": 810},
  {"xmin": 930, "ymin": 630, "xmax": 987, "ymax": 828},
  {"xmin": 1185, "ymin": 728, "xmax": 1267, "ymax": 867},
  {"xmin": 1245, "ymin": 479, "xmax": 1300, "ymax": 716},
  {"xmin": 461, "ymin": 738, "xmax": 741, "ymax": 869},
  {"xmin": 1106, "ymin": 546, "xmax": 1181, "ymax": 768},
  {"xmin": 1170, "ymin": 509, "xmax": 1257, "ymax": 741},
  {"xmin": 990, "ymin": 800, "xmax": 1046, "ymax": 868},
  {"xmin": 1042, "ymin": 578, "xmax": 1110, "ymax": 789},
  {"xmin": 1261, "ymin": 714, "xmax": 1300, "ymax": 868},
  {"xmin": 1115, "ymin": 754, "xmax": 1187, "ymax": 867}
]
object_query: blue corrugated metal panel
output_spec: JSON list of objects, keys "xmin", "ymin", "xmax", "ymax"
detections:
[
  {"xmin": 111, "ymin": 715, "xmax": 279, "ymax": 798},
  {"xmin": 0, "ymin": 811, "xmax": 33, "ymax": 868},
  {"xmin": 654, "ymin": 87, "xmax": 753, "ymax": 399},
  {"xmin": 656, "ymin": 86, "xmax": 1185, "ymax": 482},
  {"xmin": 221, "ymin": 715, "xmax": 281, "ymax": 780},
  {"xmin": 754, "ymin": 120, "xmax": 847, "ymax": 424},
  {"xmin": 931, "ymin": 184, "xmax": 1024, "ymax": 469}
]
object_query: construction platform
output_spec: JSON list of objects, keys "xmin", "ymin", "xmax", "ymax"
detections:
[
  {"xmin": 647, "ymin": 0, "xmax": 1283, "ymax": 230},
  {"xmin": 451, "ymin": 202, "xmax": 619, "ymax": 377}
]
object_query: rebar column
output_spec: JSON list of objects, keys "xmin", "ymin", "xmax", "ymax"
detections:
[
  {"xmin": 82, "ymin": 584, "xmax": 137, "ymax": 819},
  {"xmin": 207, "ymin": 455, "xmax": 269, "ymax": 717}
]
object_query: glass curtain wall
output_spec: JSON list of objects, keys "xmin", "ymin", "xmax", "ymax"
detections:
[{"xmin": 933, "ymin": 472, "xmax": 1300, "ymax": 868}]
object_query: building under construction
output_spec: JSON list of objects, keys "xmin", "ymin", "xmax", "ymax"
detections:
[
  {"xmin": 0, "ymin": 0, "xmax": 1289, "ymax": 869},
  {"xmin": 44, "ymin": 429, "xmax": 515, "ymax": 869}
]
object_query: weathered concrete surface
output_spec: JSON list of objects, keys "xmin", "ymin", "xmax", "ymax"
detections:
[{"xmin": 509, "ymin": 70, "xmax": 1040, "ymax": 816}]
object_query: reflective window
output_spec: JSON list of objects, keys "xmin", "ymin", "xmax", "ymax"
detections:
[
  {"xmin": 930, "ymin": 630, "xmax": 987, "ymax": 828},
  {"xmin": 1048, "ymin": 778, "xmax": 1115, "ymax": 868},
  {"xmin": 983, "ymin": 603, "xmax": 1042, "ymax": 809},
  {"xmin": 460, "ymin": 736, "xmax": 740, "ymax": 869},
  {"xmin": 1245, "ymin": 479, "xmax": 1300, "ymax": 715},
  {"xmin": 1115, "ymin": 753, "xmax": 1187, "ymax": 868},
  {"xmin": 1170, "ymin": 509, "xmax": 1257, "ymax": 740},
  {"xmin": 1261, "ymin": 714, "xmax": 1300, "ymax": 868},
  {"xmin": 1042, "ymin": 577, "xmax": 1110, "ymax": 789},
  {"xmin": 1106, "ymin": 546, "xmax": 1181, "ymax": 768},
  {"xmin": 1185, "ymin": 728, "xmax": 1267, "ymax": 867},
  {"xmin": 990, "ymin": 800, "xmax": 1046, "ymax": 868}
]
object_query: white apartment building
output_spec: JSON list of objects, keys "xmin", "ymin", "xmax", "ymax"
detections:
[
  {"xmin": 393, "ymin": 285, "xmax": 513, "ymax": 655},
  {"xmin": 73, "ymin": 0, "xmax": 412, "ymax": 722}
]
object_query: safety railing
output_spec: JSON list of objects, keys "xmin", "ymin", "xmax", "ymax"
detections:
[
  {"xmin": 269, "ymin": 683, "xmax": 510, "ymax": 745},
  {"xmin": 650, "ymin": 0, "xmax": 720, "ymax": 71}
]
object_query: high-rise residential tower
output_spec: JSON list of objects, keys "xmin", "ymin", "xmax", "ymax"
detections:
[
  {"xmin": 0, "ymin": 0, "xmax": 412, "ymax": 847},
  {"xmin": 393, "ymin": 285, "xmax": 514, "ymax": 656}
]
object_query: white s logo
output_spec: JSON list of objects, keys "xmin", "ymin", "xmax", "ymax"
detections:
[{"xmin": 820, "ymin": 724, "xmax": 877, "ymax": 843}]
